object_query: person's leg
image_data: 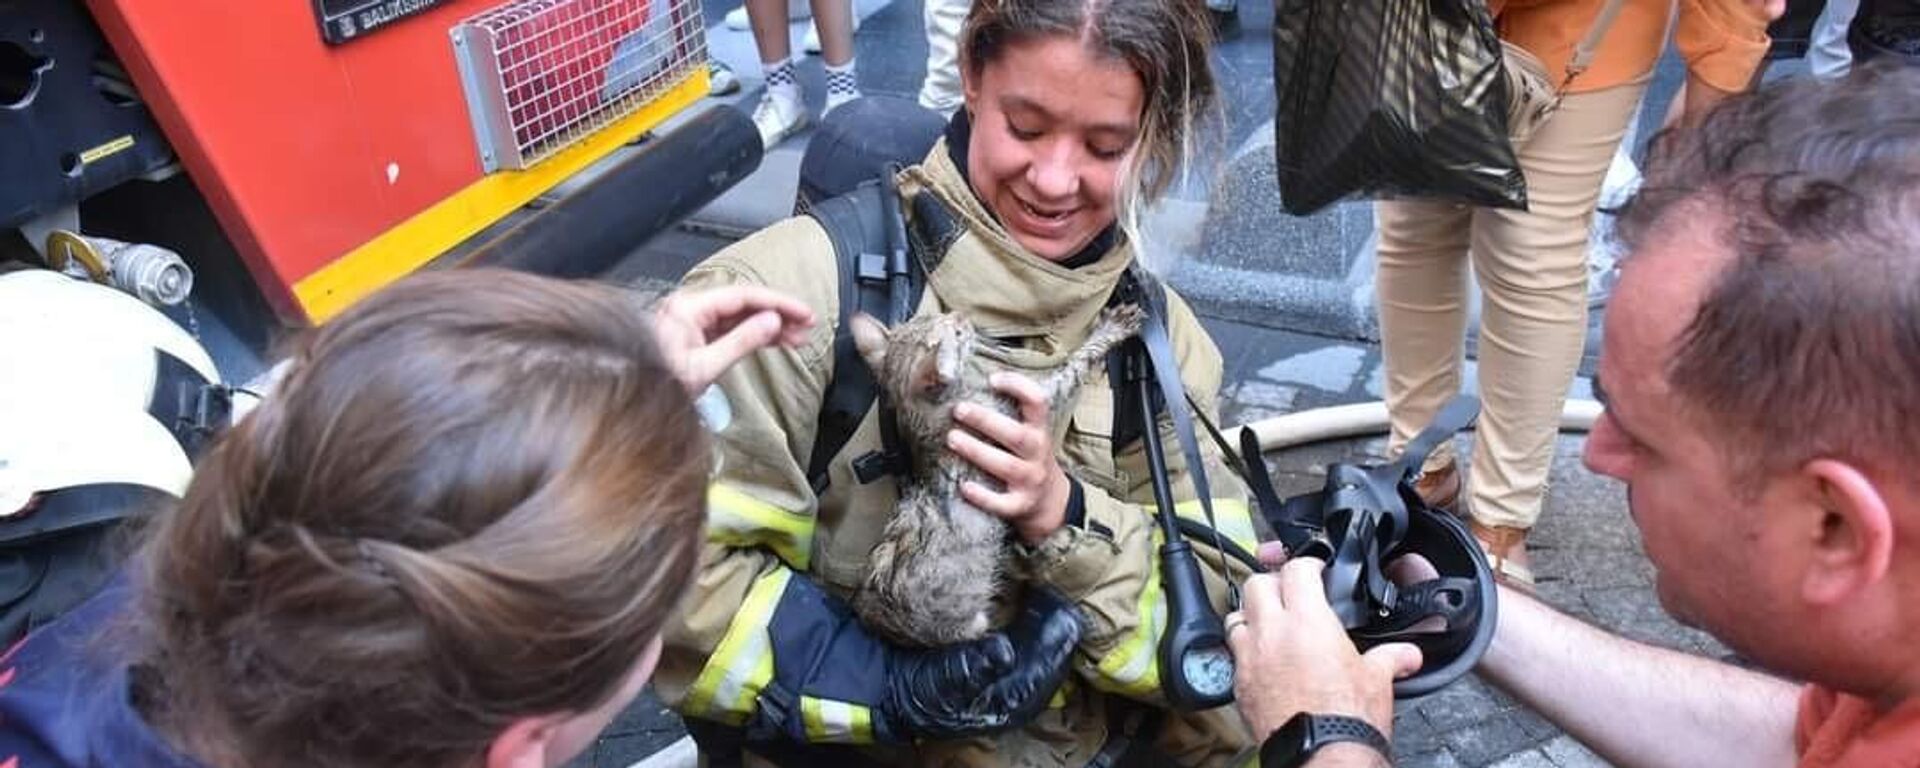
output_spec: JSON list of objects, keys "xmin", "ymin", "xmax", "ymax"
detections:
[
  {"xmin": 918, "ymin": 0, "xmax": 969, "ymax": 115},
  {"xmin": 1375, "ymin": 199, "xmax": 1475, "ymax": 496},
  {"xmin": 727, "ymin": 0, "xmax": 809, "ymax": 31},
  {"xmin": 746, "ymin": 0, "xmax": 795, "ymax": 64},
  {"xmin": 809, "ymin": 0, "xmax": 861, "ymax": 115},
  {"xmin": 1811, "ymin": 0, "xmax": 1864, "ymax": 77},
  {"xmin": 1463, "ymin": 81, "xmax": 1649, "ymax": 566},
  {"xmin": 747, "ymin": 0, "xmax": 807, "ymax": 147}
]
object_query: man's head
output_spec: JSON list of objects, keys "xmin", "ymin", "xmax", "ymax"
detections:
[{"xmin": 1585, "ymin": 63, "xmax": 1920, "ymax": 698}]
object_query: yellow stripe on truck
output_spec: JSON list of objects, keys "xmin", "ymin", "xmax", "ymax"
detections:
[{"xmin": 291, "ymin": 69, "xmax": 708, "ymax": 324}]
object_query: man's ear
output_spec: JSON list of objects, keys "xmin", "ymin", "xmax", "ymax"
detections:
[
  {"xmin": 1797, "ymin": 458, "xmax": 1896, "ymax": 606},
  {"xmin": 850, "ymin": 313, "xmax": 890, "ymax": 375},
  {"xmin": 484, "ymin": 715, "xmax": 558, "ymax": 768}
]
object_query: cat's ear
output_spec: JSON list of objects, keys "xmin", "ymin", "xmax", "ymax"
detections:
[
  {"xmin": 850, "ymin": 313, "xmax": 890, "ymax": 373},
  {"xmin": 935, "ymin": 331, "xmax": 964, "ymax": 388}
]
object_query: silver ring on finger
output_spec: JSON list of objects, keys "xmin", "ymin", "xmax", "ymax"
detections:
[{"xmin": 1224, "ymin": 612, "xmax": 1249, "ymax": 636}]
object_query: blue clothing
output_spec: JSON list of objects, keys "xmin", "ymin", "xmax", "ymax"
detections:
[{"xmin": 0, "ymin": 578, "xmax": 200, "ymax": 767}]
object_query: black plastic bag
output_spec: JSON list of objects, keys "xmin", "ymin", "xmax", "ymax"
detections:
[{"xmin": 1271, "ymin": 0, "xmax": 1527, "ymax": 215}]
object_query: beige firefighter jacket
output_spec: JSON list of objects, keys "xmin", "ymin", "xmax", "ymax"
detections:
[{"xmin": 655, "ymin": 140, "xmax": 1258, "ymax": 766}]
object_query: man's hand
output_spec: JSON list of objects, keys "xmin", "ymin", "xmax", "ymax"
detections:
[
  {"xmin": 1228, "ymin": 557, "xmax": 1421, "ymax": 741},
  {"xmin": 948, "ymin": 372, "xmax": 1073, "ymax": 544},
  {"xmin": 653, "ymin": 286, "xmax": 815, "ymax": 395}
]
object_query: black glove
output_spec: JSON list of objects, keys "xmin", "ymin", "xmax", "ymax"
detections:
[
  {"xmin": 747, "ymin": 576, "xmax": 1084, "ymax": 744},
  {"xmin": 884, "ymin": 587, "xmax": 1084, "ymax": 739}
]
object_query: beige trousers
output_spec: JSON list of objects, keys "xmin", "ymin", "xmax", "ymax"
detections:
[{"xmin": 1374, "ymin": 81, "xmax": 1647, "ymax": 530}]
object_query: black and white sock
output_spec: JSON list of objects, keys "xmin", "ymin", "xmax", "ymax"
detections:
[
  {"xmin": 824, "ymin": 58, "xmax": 861, "ymax": 114},
  {"xmin": 758, "ymin": 57, "xmax": 804, "ymax": 119}
]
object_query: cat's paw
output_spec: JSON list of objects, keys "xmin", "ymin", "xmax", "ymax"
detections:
[{"xmin": 1098, "ymin": 303, "xmax": 1147, "ymax": 338}]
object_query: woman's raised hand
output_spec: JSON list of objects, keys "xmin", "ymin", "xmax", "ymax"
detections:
[{"xmin": 653, "ymin": 286, "xmax": 816, "ymax": 395}]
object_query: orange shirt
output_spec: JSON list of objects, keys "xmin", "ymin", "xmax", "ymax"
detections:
[
  {"xmin": 1492, "ymin": 0, "xmax": 1774, "ymax": 94},
  {"xmin": 1795, "ymin": 685, "xmax": 1920, "ymax": 767}
]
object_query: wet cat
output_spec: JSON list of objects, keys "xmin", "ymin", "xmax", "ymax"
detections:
[{"xmin": 847, "ymin": 305, "xmax": 1144, "ymax": 646}]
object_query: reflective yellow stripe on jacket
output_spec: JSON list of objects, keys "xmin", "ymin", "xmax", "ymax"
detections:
[
  {"xmin": 1174, "ymin": 498, "xmax": 1257, "ymax": 555},
  {"xmin": 1090, "ymin": 536, "xmax": 1166, "ymax": 697},
  {"xmin": 1088, "ymin": 497, "xmax": 1250, "ymax": 698},
  {"xmin": 800, "ymin": 696, "xmax": 877, "ymax": 743},
  {"xmin": 707, "ymin": 483, "xmax": 815, "ymax": 570},
  {"xmin": 684, "ymin": 568, "xmax": 791, "ymax": 724}
]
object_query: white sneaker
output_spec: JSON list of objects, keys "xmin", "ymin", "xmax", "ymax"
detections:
[
  {"xmin": 708, "ymin": 61, "xmax": 741, "ymax": 96},
  {"xmin": 803, "ymin": 14, "xmax": 858, "ymax": 55},
  {"xmin": 752, "ymin": 92, "xmax": 809, "ymax": 149},
  {"xmin": 823, "ymin": 90, "xmax": 862, "ymax": 118},
  {"xmin": 724, "ymin": 0, "xmax": 811, "ymax": 31}
]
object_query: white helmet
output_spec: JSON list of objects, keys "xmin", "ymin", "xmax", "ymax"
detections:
[{"xmin": 0, "ymin": 268, "xmax": 221, "ymax": 515}]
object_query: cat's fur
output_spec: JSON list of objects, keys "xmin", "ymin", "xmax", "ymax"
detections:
[{"xmin": 847, "ymin": 305, "xmax": 1145, "ymax": 646}]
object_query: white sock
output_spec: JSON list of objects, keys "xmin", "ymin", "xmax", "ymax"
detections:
[
  {"xmin": 762, "ymin": 58, "xmax": 804, "ymax": 110},
  {"xmin": 824, "ymin": 58, "xmax": 861, "ymax": 113}
]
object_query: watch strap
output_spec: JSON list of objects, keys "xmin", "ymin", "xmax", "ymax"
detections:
[{"xmin": 1260, "ymin": 712, "xmax": 1390, "ymax": 768}]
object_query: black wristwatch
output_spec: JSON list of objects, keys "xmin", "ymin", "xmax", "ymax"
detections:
[{"xmin": 1259, "ymin": 712, "xmax": 1391, "ymax": 768}]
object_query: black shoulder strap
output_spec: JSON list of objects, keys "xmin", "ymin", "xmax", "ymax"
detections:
[
  {"xmin": 1132, "ymin": 271, "xmax": 1221, "ymax": 524},
  {"xmin": 1111, "ymin": 269, "xmax": 1240, "ymax": 603},
  {"xmin": 802, "ymin": 172, "xmax": 933, "ymax": 495}
]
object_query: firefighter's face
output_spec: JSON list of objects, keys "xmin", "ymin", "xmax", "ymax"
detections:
[{"xmin": 963, "ymin": 35, "xmax": 1144, "ymax": 262}]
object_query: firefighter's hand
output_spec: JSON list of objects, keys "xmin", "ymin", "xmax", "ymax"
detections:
[
  {"xmin": 949, "ymin": 371, "xmax": 1073, "ymax": 544},
  {"xmin": 885, "ymin": 588, "xmax": 1082, "ymax": 739},
  {"xmin": 1228, "ymin": 557, "xmax": 1420, "ymax": 742},
  {"xmin": 653, "ymin": 286, "xmax": 815, "ymax": 395}
]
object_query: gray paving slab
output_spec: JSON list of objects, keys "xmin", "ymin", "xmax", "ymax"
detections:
[
  {"xmin": 1540, "ymin": 735, "xmax": 1610, "ymax": 768},
  {"xmin": 1487, "ymin": 749, "xmax": 1560, "ymax": 768},
  {"xmin": 1398, "ymin": 748, "xmax": 1471, "ymax": 768}
]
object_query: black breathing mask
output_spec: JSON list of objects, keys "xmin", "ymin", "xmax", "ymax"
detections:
[{"xmin": 1114, "ymin": 270, "xmax": 1497, "ymax": 705}]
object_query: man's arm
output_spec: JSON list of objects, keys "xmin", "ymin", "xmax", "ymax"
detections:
[{"xmin": 1480, "ymin": 586, "xmax": 1801, "ymax": 768}]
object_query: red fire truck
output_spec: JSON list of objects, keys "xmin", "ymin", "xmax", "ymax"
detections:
[{"xmin": 2, "ymin": 0, "xmax": 757, "ymax": 373}]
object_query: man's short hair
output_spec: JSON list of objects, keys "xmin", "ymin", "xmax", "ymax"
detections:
[{"xmin": 1614, "ymin": 62, "xmax": 1920, "ymax": 484}]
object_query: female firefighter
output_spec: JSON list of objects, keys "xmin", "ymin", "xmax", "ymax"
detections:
[{"xmin": 656, "ymin": 0, "xmax": 1262, "ymax": 764}]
